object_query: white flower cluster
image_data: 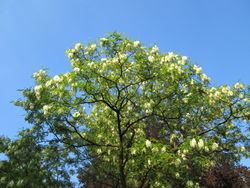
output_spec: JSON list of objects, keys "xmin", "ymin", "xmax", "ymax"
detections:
[
  {"xmin": 118, "ymin": 53, "xmax": 128, "ymax": 63},
  {"xmin": 208, "ymin": 88, "xmax": 222, "ymax": 104},
  {"xmin": 221, "ymin": 86, "xmax": 233, "ymax": 96},
  {"xmin": 211, "ymin": 142, "xmax": 218, "ymax": 150},
  {"xmin": 151, "ymin": 45, "xmax": 159, "ymax": 54},
  {"xmin": 148, "ymin": 55, "xmax": 155, "ymax": 62},
  {"xmin": 99, "ymin": 38, "xmax": 108, "ymax": 45},
  {"xmin": 34, "ymin": 85, "xmax": 43, "ymax": 94},
  {"xmin": 87, "ymin": 61, "xmax": 95, "ymax": 68},
  {"xmin": 33, "ymin": 70, "xmax": 46, "ymax": 81},
  {"xmin": 190, "ymin": 138, "xmax": 206, "ymax": 150},
  {"xmin": 234, "ymin": 82, "xmax": 244, "ymax": 89},
  {"xmin": 146, "ymin": 140, "xmax": 152, "ymax": 148},
  {"xmin": 89, "ymin": 43, "xmax": 97, "ymax": 51},
  {"xmin": 239, "ymin": 146, "xmax": 246, "ymax": 152},
  {"xmin": 186, "ymin": 181, "xmax": 200, "ymax": 188},
  {"xmin": 186, "ymin": 180, "xmax": 194, "ymax": 187},
  {"xmin": 53, "ymin": 75, "xmax": 63, "ymax": 82},
  {"xmin": 174, "ymin": 158, "xmax": 181, "ymax": 166},
  {"xmin": 181, "ymin": 56, "xmax": 188, "ymax": 65},
  {"xmin": 200, "ymin": 73, "xmax": 211, "ymax": 82},
  {"xmin": 193, "ymin": 65, "xmax": 202, "ymax": 74},
  {"xmin": 43, "ymin": 105, "xmax": 51, "ymax": 115},
  {"xmin": 190, "ymin": 138, "xmax": 197, "ymax": 147},
  {"xmin": 73, "ymin": 111, "xmax": 81, "ymax": 118},
  {"xmin": 133, "ymin": 40, "xmax": 140, "ymax": 47},
  {"xmin": 74, "ymin": 67, "xmax": 81, "ymax": 73},
  {"xmin": 75, "ymin": 43, "xmax": 82, "ymax": 51},
  {"xmin": 66, "ymin": 48, "xmax": 76, "ymax": 59},
  {"xmin": 161, "ymin": 52, "xmax": 177, "ymax": 63},
  {"xmin": 190, "ymin": 138, "xmax": 218, "ymax": 151},
  {"xmin": 84, "ymin": 43, "xmax": 97, "ymax": 56}
]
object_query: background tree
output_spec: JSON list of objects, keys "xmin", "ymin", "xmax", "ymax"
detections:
[
  {"xmin": 14, "ymin": 32, "xmax": 250, "ymax": 187},
  {"xmin": 200, "ymin": 161, "xmax": 250, "ymax": 188},
  {"xmin": 0, "ymin": 127, "xmax": 74, "ymax": 187}
]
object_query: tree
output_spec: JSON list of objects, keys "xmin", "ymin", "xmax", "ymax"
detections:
[
  {"xmin": 14, "ymin": 32, "xmax": 250, "ymax": 187},
  {"xmin": 0, "ymin": 127, "xmax": 74, "ymax": 187},
  {"xmin": 200, "ymin": 161, "xmax": 250, "ymax": 188}
]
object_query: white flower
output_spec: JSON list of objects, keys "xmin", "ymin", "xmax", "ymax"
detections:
[
  {"xmin": 90, "ymin": 43, "xmax": 97, "ymax": 50},
  {"xmin": 181, "ymin": 56, "xmax": 188, "ymax": 65},
  {"xmin": 75, "ymin": 43, "xmax": 82, "ymax": 51},
  {"xmin": 227, "ymin": 90, "xmax": 233, "ymax": 96},
  {"xmin": 175, "ymin": 172, "xmax": 180, "ymax": 178},
  {"xmin": 45, "ymin": 80, "xmax": 53, "ymax": 87},
  {"xmin": 243, "ymin": 98, "xmax": 250, "ymax": 103},
  {"xmin": 214, "ymin": 91, "xmax": 221, "ymax": 98},
  {"xmin": 148, "ymin": 55, "xmax": 155, "ymax": 62},
  {"xmin": 131, "ymin": 149, "xmax": 136, "ymax": 155},
  {"xmin": 152, "ymin": 147, "xmax": 159, "ymax": 152},
  {"xmin": 186, "ymin": 180, "xmax": 194, "ymax": 187},
  {"xmin": 133, "ymin": 40, "xmax": 140, "ymax": 47},
  {"xmin": 120, "ymin": 53, "xmax": 128, "ymax": 61},
  {"xmin": 88, "ymin": 61, "xmax": 95, "ymax": 68},
  {"xmin": 174, "ymin": 158, "xmax": 181, "ymax": 166},
  {"xmin": 183, "ymin": 149, "xmax": 188, "ymax": 154},
  {"xmin": 146, "ymin": 140, "xmax": 152, "ymax": 148},
  {"xmin": 151, "ymin": 45, "xmax": 159, "ymax": 53},
  {"xmin": 144, "ymin": 102, "xmax": 151, "ymax": 108},
  {"xmin": 112, "ymin": 57, "xmax": 119, "ymax": 63},
  {"xmin": 147, "ymin": 159, "xmax": 151, "ymax": 165},
  {"xmin": 33, "ymin": 70, "xmax": 46, "ymax": 78},
  {"xmin": 154, "ymin": 181, "xmax": 160, "ymax": 186},
  {"xmin": 181, "ymin": 153, "xmax": 187, "ymax": 160},
  {"xmin": 239, "ymin": 94, "xmax": 244, "ymax": 99},
  {"xmin": 68, "ymin": 52, "xmax": 74, "ymax": 58},
  {"xmin": 84, "ymin": 51, "xmax": 89, "ymax": 56},
  {"xmin": 197, "ymin": 139, "xmax": 204, "ymax": 149},
  {"xmin": 187, "ymin": 82, "xmax": 194, "ymax": 88},
  {"xmin": 73, "ymin": 112, "xmax": 81, "ymax": 118},
  {"xmin": 97, "ymin": 148, "xmax": 102, "ymax": 154},
  {"xmin": 200, "ymin": 74, "xmax": 210, "ymax": 82},
  {"xmin": 204, "ymin": 146, "xmax": 209, "ymax": 152},
  {"xmin": 100, "ymin": 38, "xmax": 107, "ymax": 42},
  {"xmin": 193, "ymin": 65, "xmax": 202, "ymax": 74},
  {"xmin": 74, "ymin": 67, "xmax": 80, "ymax": 72},
  {"xmin": 211, "ymin": 142, "xmax": 218, "ymax": 150},
  {"xmin": 34, "ymin": 85, "xmax": 42, "ymax": 93},
  {"xmin": 183, "ymin": 98, "xmax": 188, "ymax": 103},
  {"xmin": 100, "ymin": 38, "xmax": 108, "ymax": 45},
  {"xmin": 234, "ymin": 82, "xmax": 244, "ymax": 89},
  {"xmin": 168, "ymin": 52, "xmax": 175, "ymax": 59},
  {"xmin": 239, "ymin": 146, "xmax": 246, "ymax": 152},
  {"xmin": 57, "ymin": 108, "xmax": 65, "ymax": 114},
  {"xmin": 42, "ymin": 105, "xmax": 51, "ymax": 115},
  {"xmin": 53, "ymin": 75, "xmax": 61, "ymax": 82},
  {"xmin": 190, "ymin": 138, "xmax": 197, "ymax": 147},
  {"xmin": 161, "ymin": 146, "xmax": 166, "ymax": 152}
]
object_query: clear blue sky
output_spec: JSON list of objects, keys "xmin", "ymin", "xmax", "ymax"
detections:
[{"xmin": 0, "ymin": 0, "xmax": 249, "ymax": 165}]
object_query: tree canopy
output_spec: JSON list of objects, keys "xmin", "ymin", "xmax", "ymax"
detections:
[{"xmin": 1, "ymin": 32, "xmax": 249, "ymax": 187}]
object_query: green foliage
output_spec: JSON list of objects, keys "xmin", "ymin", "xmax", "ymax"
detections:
[
  {"xmin": 12, "ymin": 32, "xmax": 250, "ymax": 187},
  {"xmin": 0, "ymin": 128, "xmax": 74, "ymax": 187}
]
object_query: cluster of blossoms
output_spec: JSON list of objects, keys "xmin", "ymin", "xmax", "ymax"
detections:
[
  {"xmin": 190, "ymin": 138, "xmax": 218, "ymax": 151},
  {"xmin": 32, "ymin": 70, "xmax": 46, "ymax": 82},
  {"xmin": 234, "ymin": 82, "xmax": 244, "ymax": 89}
]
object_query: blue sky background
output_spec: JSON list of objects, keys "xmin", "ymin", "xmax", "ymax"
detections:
[{"xmin": 0, "ymin": 0, "xmax": 249, "ymax": 166}]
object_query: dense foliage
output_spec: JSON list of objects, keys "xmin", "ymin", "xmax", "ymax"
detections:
[
  {"xmin": 0, "ymin": 128, "xmax": 74, "ymax": 187},
  {"xmin": 1, "ymin": 32, "xmax": 249, "ymax": 187},
  {"xmin": 200, "ymin": 162, "xmax": 250, "ymax": 188}
]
